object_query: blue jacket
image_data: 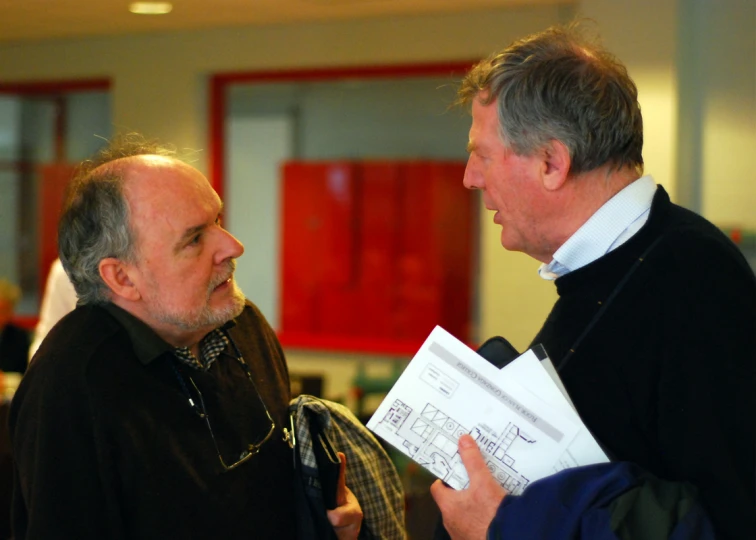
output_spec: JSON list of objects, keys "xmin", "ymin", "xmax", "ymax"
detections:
[{"xmin": 488, "ymin": 462, "xmax": 716, "ymax": 540}]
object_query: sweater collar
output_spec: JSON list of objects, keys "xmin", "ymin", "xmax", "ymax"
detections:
[
  {"xmin": 539, "ymin": 176, "xmax": 657, "ymax": 280},
  {"xmin": 553, "ymin": 185, "xmax": 671, "ymax": 295}
]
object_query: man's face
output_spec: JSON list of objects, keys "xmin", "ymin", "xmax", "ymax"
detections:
[
  {"xmin": 123, "ymin": 157, "xmax": 245, "ymax": 344},
  {"xmin": 463, "ymin": 96, "xmax": 552, "ymax": 263}
]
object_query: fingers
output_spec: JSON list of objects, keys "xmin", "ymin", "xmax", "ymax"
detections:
[
  {"xmin": 327, "ymin": 486, "xmax": 361, "ymax": 527},
  {"xmin": 429, "ymin": 478, "xmax": 453, "ymax": 509},
  {"xmin": 327, "ymin": 484, "xmax": 363, "ymax": 540},
  {"xmin": 429, "ymin": 435, "xmax": 507, "ymax": 540},
  {"xmin": 430, "ymin": 435, "xmax": 484, "ymax": 505},
  {"xmin": 456, "ymin": 434, "xmax": 489, "ymax": 485},
  {"xmin": 335, "ymin": 451, "xmax": 347, "ymax": 506}
]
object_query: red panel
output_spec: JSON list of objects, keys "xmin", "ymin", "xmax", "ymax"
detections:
[
  {"xmin": 279, "ymin": 159, "xmax": 474, "ymax": 354},
  {"xmin": 276, "ymin": 331, "xmax": 424, "ymax": 356},
  {"xmin": 357, "ymin": 162, "xmax": 401, "ymax": 338},
  {"xmin": 392, "ymin": 163, "xmax": 441, "ymax": 340},
  {"xmin": 430, "ymin": 162, "xmax": 473, "ymax": 343},
  {"xmin": 38, "ymin": 163, "xmax": 77, "ymax": 296},
  {"xmin": 318, "ymin": 286, "xmax": 359, "ymax": 337},
  {"xmin": 280, "ymin": 162, "xmax": 328, "ymax": 334},
  {"xmin": 0, "ymin": 79, "xmax": 109, "ymax": 95},
  {"xmin": 318, "ymin": 163, "xmax": 359, "ymax": 336},
  {"xmin": 10, "ymin": 316, "xmax": 38, "ymax": 330},
  {"xmin": 321, "ymin": 164, "xmax": 357, "ymax": 287},
  {"xmin": 208, "ymin": 76, "xmax": 226, "ymax": 199}
]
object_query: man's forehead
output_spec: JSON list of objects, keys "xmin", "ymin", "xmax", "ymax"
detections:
[
  {"xmin": 91, "ymin": 154, "xmax": 177, "ymax": 178},
  {"xmin": 123, "ymin": 156, "xmax": 208, "ymax": 190},
  {"xmin": 123, "ymin": 158, "xmax": 217, "ymax": 216}
]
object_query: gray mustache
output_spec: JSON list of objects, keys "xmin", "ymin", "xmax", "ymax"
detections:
[{"xmin": 209, "ymin": 260, "xmax": 236, "ymax": 291}]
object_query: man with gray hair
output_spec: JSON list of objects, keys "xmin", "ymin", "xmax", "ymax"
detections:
[
  {"xmin": 431, "ymin": 23, "xmax": 755, "ymax": 540},
  {"xmin": 9, "ymin": 135, "xmax": 363, "ymax": 539}
]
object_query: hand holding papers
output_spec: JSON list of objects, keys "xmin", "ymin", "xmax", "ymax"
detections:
[{"xmin": 366, "ymin": 326, "xmax": 608, "ymax": 494}]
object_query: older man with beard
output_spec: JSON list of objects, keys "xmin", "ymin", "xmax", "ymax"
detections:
[{"xmin": 9, "ymin": 135, "xmax": 362, "ymax": 540}]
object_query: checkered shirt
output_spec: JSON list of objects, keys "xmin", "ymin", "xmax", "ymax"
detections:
[
  {"xmin": 172, "ymin": 329, "xmax": 228, "ymax": 370},
  {"xmin": 290, "ymin": 395, "xmax": 406, "ymax": 540}
]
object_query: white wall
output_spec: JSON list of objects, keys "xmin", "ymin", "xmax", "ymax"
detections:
[
  {"xmin": 695, "ymin": 0, "xmax": 756, "ymax": 227},
  {"xmin": 578, "ymin": 0, "xmax": 679, "ymax": 195},
  {"xmin": 226, "ymin": 115, "xmax": 293, "ymax": 328}
]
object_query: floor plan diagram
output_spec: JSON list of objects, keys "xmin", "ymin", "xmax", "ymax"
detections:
[
  {"xmin": 367, "ymin": 326, "xmax": 608, "ymax": 493},
  {"xmin": 374, "ymin": 399, "xmax": 533, "ymax": 494}
]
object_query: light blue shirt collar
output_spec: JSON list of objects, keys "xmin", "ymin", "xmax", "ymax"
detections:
[{"xmin": 539, "ymin": 175, "xmax": 657, "ymax": 280}]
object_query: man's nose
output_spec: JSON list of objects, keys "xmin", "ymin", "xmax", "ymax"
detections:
[
  {"xmin": 462, "ymin": 157, "xmax": 480, "ymax": 190},
  {"xmin": 218, "ymin": 229, "xmax": 244, "ymax": 262}
]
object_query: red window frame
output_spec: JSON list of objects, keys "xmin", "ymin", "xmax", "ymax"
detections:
[{"xmin": 208, "ymin": 63, "xmax": 476, "ymax": 354}]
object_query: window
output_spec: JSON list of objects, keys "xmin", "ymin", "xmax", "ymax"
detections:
[
  {"xmin": 210, "ymin": 64, "xmax": 478, "ymax": 353},
  {"xmin": 0, "ymin": 80, "xmax": 110, "ymax": 316}
]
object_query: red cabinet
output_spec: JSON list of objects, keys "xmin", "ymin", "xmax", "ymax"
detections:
[
  {"xmin": 38, "ymin": 163, "xmax": 76, "ymax": 295},
  {"xmin": 279, "ymin": 160, "xmax": 475, "ymax": 354}
]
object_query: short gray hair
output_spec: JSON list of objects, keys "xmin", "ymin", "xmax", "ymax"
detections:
[
  {"xmin": 58, "ymin": 133, "xmax": 176, "ymax": 305},
  {"xmin": 457, "ymin": 21, "xmax": 643, "ymax": 176}
]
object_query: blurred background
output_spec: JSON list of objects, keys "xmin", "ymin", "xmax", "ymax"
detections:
[{"xmin": 0, "ymin": 0, "xmax": 754, "ymax": 537}]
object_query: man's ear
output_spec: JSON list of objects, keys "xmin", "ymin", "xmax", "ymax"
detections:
[
  {"xmin": 540, "ymin": 139, "xmax": 571, "ymax": 191},
  {"xmin": 99, "ymin": 258, "xmax": 141, "ymax": 302}
]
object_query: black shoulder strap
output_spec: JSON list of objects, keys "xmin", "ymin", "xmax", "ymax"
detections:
[{"xmin": 557, "ymin": 234, "xmax": 666, "ymax": 373}]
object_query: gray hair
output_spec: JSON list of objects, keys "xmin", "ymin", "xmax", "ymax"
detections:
[
  {"xmin": 58, "ymin": 133, "xmax": 176, "ymax": 305},
  {"xmin": 457, "ymin": 21, "xmax": 643, "ymax": 176}
]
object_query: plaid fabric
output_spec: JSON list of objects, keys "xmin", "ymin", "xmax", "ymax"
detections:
[
  {"xmin": 290, "ymin": 395, "xmax": 406, "ymax": 540},
  {"xmin": 172, "ymin": 329, "xmax": 229, "ymax": 370}
]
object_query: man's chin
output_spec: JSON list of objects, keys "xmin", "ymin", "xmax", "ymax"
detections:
[
  {"xmin": 228, "ymin": 293, "xmax": 246, "ymax": 320},
  {"xmin": 218, "ymin": 285, "xmax": 246, "ymax": 322},
  {"xmin": 188, "ymin": 290, "xmax": 245, "ymax": 331},
  {"xmin": 194, "ymin": 301, "xmax": 243, "ymax": 331}
]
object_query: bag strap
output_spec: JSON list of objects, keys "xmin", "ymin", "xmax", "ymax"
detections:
[
  {"xmin": 557, "ymin": 234, "xmax": 666, "ymax": 373},
  {"xmin": 288, "ymin": 406, "xmax": 339, "ymax": 540}
]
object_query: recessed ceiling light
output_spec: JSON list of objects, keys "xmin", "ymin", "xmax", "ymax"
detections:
[{"xmin": 129, "ymin": 2, "xmax": 173, "ymax": 15}]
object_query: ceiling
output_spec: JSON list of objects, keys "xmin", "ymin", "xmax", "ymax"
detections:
[{"xmin": 0, "ymin": 0, "xmax": 569, "ymax": 44}]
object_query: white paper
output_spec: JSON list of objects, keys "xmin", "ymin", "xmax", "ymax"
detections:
[
  {"xmin": 366, "ymin": 326, "xmax": 608, "ymax": 495},
  {"xmin": 498, "ymin": 350, "xmax": 609, "ymax": 474}
]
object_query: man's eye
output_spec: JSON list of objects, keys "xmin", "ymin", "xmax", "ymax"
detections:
[{"xmin": 189, "ymin": 234, "xmax": 202, "ymax": 245}]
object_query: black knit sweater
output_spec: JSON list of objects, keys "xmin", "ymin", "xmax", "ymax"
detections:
[
  {"xmin": 9, "ymin": 301, "xmax": 297, "ymax": 539},
  {"xmin": 0, "ymin": 323, "xmax": 29, "ymax": 374},
  {"xmin": 532, "ymin": 187, "xmax": 756, "ymax": 539}
]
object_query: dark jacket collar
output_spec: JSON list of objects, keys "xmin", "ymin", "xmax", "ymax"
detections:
[
  {"xmin": 101, "ymin": 303, "xmax": 172, "ymax": 365},
  {"xmin": 100, "ymin": 303, "xmax": 239, "ymax": 366}
]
